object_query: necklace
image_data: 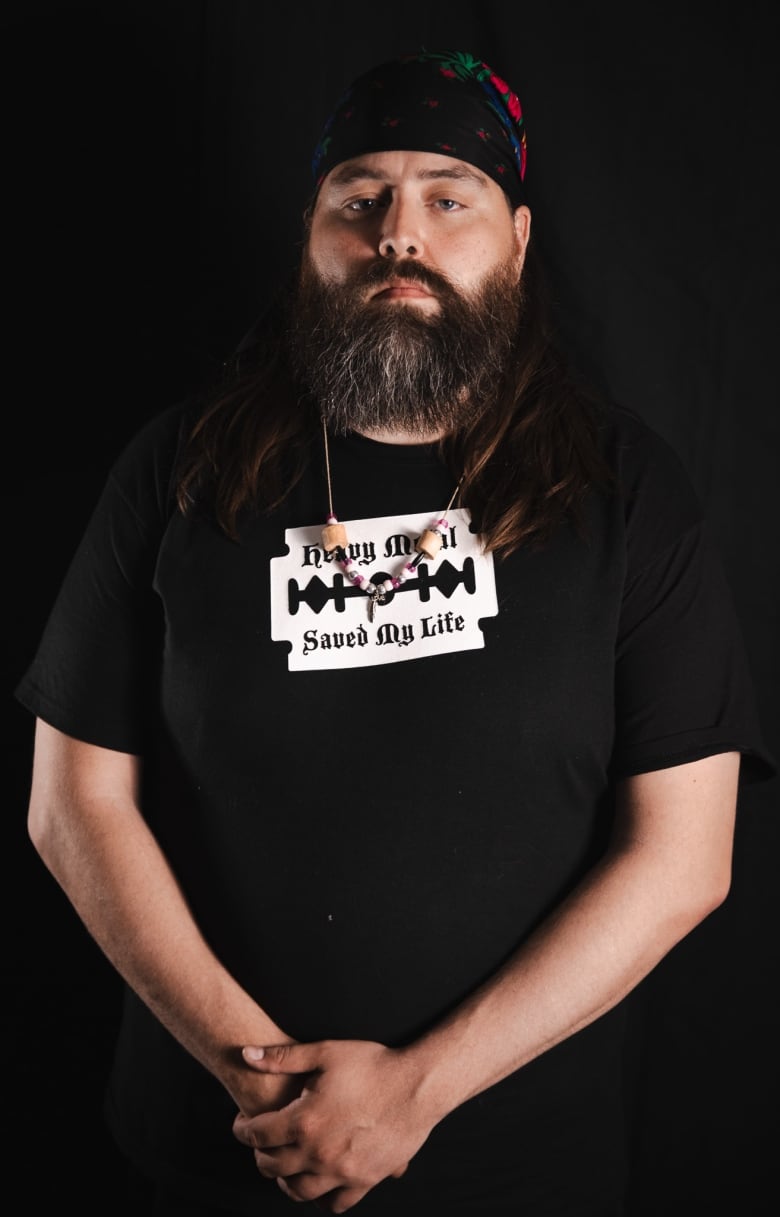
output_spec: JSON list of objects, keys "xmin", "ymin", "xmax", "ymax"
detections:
[{"xmin": 320, "ymin": 418, "xmax": 462, "ymax": 622}]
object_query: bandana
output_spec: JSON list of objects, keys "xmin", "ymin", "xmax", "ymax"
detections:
[{"xmin": 311, "ymin": 49, "xmax": 528, "ymax": 207}]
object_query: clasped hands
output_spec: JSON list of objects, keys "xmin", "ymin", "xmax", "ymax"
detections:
[{"xmin": 232, "ymin": 1038, "xmax": 435, "ymax": 1212}]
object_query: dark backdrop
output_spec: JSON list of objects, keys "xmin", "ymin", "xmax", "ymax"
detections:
[{"xmin": 5, "ymin": 2, "xmax": 779, "ymax": 1213}]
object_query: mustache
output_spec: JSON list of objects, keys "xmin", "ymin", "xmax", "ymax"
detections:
[{"xmin": 350, "ymin": 258, "xmax": 458, "ymax": 299}]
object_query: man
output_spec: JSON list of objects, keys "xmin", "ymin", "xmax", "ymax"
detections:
[{"xmin": 16, "ymin": 49, "xmax": 773, "ymax": 1216}]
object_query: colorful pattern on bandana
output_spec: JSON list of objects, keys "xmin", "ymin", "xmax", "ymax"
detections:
[
  {"xmin": 311, "ymin": 48, "xmax": 528, "ymax": 207},
  {"xmin": 407, "ymin": 50, "xmax": 527, "ymax": 181}
]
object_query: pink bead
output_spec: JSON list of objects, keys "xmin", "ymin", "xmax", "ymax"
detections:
[
  {"xmin": 391, "ymin": 577, "xmax": 402, "ymax": 588},
  {"xmin": 405, "ymin": 562, "xmax": 416, "ymax": 573},
  {"xmin": 436, "ymin": 519, "xmax": 449, "ymax": 529},
  {"xmin": 352, "ymin": 574, "xmax": 364, "ymax": 585}
]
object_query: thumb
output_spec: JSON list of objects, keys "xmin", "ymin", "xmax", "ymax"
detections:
[{"xmin": 241, "ymin": 1042, "xmax": 319, "ymax": 1074}]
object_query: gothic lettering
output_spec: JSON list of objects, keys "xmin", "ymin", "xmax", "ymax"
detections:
[
  {"xmin": 375, "ymin": 622, "xmax": 415, "ymax": 647},
  {"xmin": 383, "ymin": 533, "xmax": 413, "ymax": 559},
  {"xmin": 420, "ymin": 611, "xmax": 465, "ymax": 637},
  {"xmin": 301, "ymin": 540, "xmax": 376, "ymax": 569},
  {"xmin": 302, "ymin": 625, "xmax": 369, "ymax": 655}
]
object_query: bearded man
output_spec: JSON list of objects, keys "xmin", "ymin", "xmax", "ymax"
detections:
[{"xmin": 16, "ymin": 49, "xmax": 773, "ymax": 1217}]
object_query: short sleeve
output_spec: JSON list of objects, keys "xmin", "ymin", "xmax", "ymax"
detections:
[
  {"xmin": 607, "ymin": 410, "xmax": 775, "ymax": 785},
  {"xmin": 14, "ymin": 404, "xmax": 186, "ymax": 754}
]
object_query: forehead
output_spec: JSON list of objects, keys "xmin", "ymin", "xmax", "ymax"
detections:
[{"xmin": 319, "ymin": 149, "xmax": 493, "ymax": 193}]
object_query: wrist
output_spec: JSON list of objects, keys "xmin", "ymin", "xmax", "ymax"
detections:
[
  {"xmin": 397, "ymin": 1037, "xmax": 464, "ymax": 1129},
  {"xmin": 218, "ymin": 1031, "xmax": 298, "ymax": 1107}
]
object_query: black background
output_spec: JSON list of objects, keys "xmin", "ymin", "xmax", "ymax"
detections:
[{"xmin": 5, "ymin": 2, "xmax": 779, "ymax": 1212}]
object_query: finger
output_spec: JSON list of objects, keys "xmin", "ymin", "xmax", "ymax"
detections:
[
  {"xmin": 242, "ymin": 1042, "xmax": 322, "ymax": 1074},
  {"xmin": 323, "ymin": 1186, "xmax": 373, "ymax": 1213},
  {"xmin": 277, "ymin": 1176, "xmax": 309, "ymax": 1203},
  {"xmin": 277, "ymin": 1172, "xmax": 342, "ymax": 1204},
  {"xmin": 252, "ymin": 1145, "xmax": 307, "ymax": 1180},
  {"xmin": 232, "ymin": 1110, "xmax": 296, "ymax": 1150}
]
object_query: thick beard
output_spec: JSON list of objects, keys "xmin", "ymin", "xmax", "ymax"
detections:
[{"xmin": 287, "ymin": 249, "xmax": 523, "ymax": 437}]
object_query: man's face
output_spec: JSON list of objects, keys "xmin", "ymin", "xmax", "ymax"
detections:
[
  {"xmin": 289, "ymin": 150, "xmax": 532, "ymax": 440},
  {"xmin": 308, "ymin": 150, "xmax": 531, "ymax": 310}
]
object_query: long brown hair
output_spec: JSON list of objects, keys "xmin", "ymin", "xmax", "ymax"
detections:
[{"xmin": 175, "ymin": 240, "xmax": 612, "ymax": 559}]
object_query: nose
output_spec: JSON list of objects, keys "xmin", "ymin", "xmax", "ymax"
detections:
[{"xmin": 378, "ymin": 196, "xmax": 423, "ymax": 259}]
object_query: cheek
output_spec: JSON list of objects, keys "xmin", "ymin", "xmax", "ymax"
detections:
[
  {"xmin": 307, "ymin": 217, "xmax": 368, "ymax": 285},
  {"xmin": 441, "ymin": 231, "xmax": 520, "ymax": 289},
  {"xmin": 307, "ymin": 242, "xmax": 349, "ymax": 284}
]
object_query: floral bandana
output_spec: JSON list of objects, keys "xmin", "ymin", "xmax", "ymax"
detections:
[{"xmin": 311, "ymin": 49, "xmax": 528, "ymax": 207}]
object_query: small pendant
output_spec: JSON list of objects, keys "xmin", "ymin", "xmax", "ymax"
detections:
[{"xmin": 367, "ymin": 586, "xmax": 384, "ymax": 622}]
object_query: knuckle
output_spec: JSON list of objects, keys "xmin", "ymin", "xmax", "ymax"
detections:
[
  {"xmin": 290, "ymin": 1173, "xmax": 323, "ymax": 1202},
  {"xmin": 293, "ymin": 1114, "xmax": 317, "ymax": 1143},
  {"xmin": 309, "ymin": 1145, "xmax": 329, "ymax": 1170}
]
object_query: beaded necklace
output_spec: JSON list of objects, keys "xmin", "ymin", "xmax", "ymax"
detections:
[{"xmin": 320, "ymin": 419, "xmax": 462, "ymax": 622}]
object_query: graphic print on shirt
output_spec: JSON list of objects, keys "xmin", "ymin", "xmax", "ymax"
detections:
[{"xmin": 270, "ymin": 508, "xmax": 498, "ymax": 671}]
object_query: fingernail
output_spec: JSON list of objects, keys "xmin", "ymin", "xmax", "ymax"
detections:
[{"xmin": 243, "ymin": 1046, "xmax": 265, "ymax": 1061}]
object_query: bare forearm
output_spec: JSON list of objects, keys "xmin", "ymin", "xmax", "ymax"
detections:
[
  {"xmin": 404, "ymin": 845, "xmax": 699, "ymax": 1120},
  {"xmin": 405, "ymin": 754, "xmax": 739, "ymax": 1122},
  {"xmin": 27, "ymin": 725, "xmax": 290, "ymax": 1101},
  {"xmin": 47, "ymin": 800, "xmax": 284, "ymax": 1072}
]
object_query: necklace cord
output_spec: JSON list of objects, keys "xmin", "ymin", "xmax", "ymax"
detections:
[
  {"xmin": 322, "ymin": 418, "xmax": 461, "ymax": 517},
  {"xmin": 322, "ymin": 416, "xmax": 335, "ymax": 517},
  {"xmin": 445, "ymin": 479, "xmax": 462, "ymax": 513}
]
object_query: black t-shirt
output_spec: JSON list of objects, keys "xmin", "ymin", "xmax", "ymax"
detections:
[{"xmin": 15, "ymin": 400, "xmax": 775, "ymax": 1215}]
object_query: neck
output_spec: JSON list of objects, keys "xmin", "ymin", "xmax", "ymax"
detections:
[{"xmin": 352, "ymin": 424, "xmax": 447, "ymax": 446}]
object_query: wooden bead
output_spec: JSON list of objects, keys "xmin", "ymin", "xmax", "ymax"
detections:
[
  {"xmin": 415, "ymin": 529, "xmax": 443, "ymax": 559},
  {"xmin": 321, "ymin": 522, "xmax": 348, "ymax": 551}
]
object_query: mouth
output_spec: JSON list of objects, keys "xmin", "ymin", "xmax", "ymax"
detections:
[{"xmin": 371, "ymin": 281, "xmax": 436, "ymax": 302}]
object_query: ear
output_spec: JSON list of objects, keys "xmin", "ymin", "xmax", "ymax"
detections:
[{"xmin": 513, "ymin": 205, "xmax": 532, "ymax": 266}]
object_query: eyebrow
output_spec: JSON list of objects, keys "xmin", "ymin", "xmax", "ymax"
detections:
[{"xmin": 326, "ymin": 162, "xmax": 488, "ymax": 188}]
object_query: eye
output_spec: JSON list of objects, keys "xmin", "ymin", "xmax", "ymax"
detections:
[
  {"xmin": 434, "ymin": 198, "xmax": 464, "ymax": 212},
  {"xmin": 344, "ymin": 197, "xmax": 381, "ymax": 213}
]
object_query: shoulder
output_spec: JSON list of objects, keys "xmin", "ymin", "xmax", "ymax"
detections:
[
  {"xmin": 111, "ymin": 398, "xmax": 197, "ymax": 477},
  {"xmin": 105, "ymin": 399, "xmax": 200, "ymax": 521},
  {"xmin": 596, "ymin": 402, "xmax": 703, "ymax": 566}
]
